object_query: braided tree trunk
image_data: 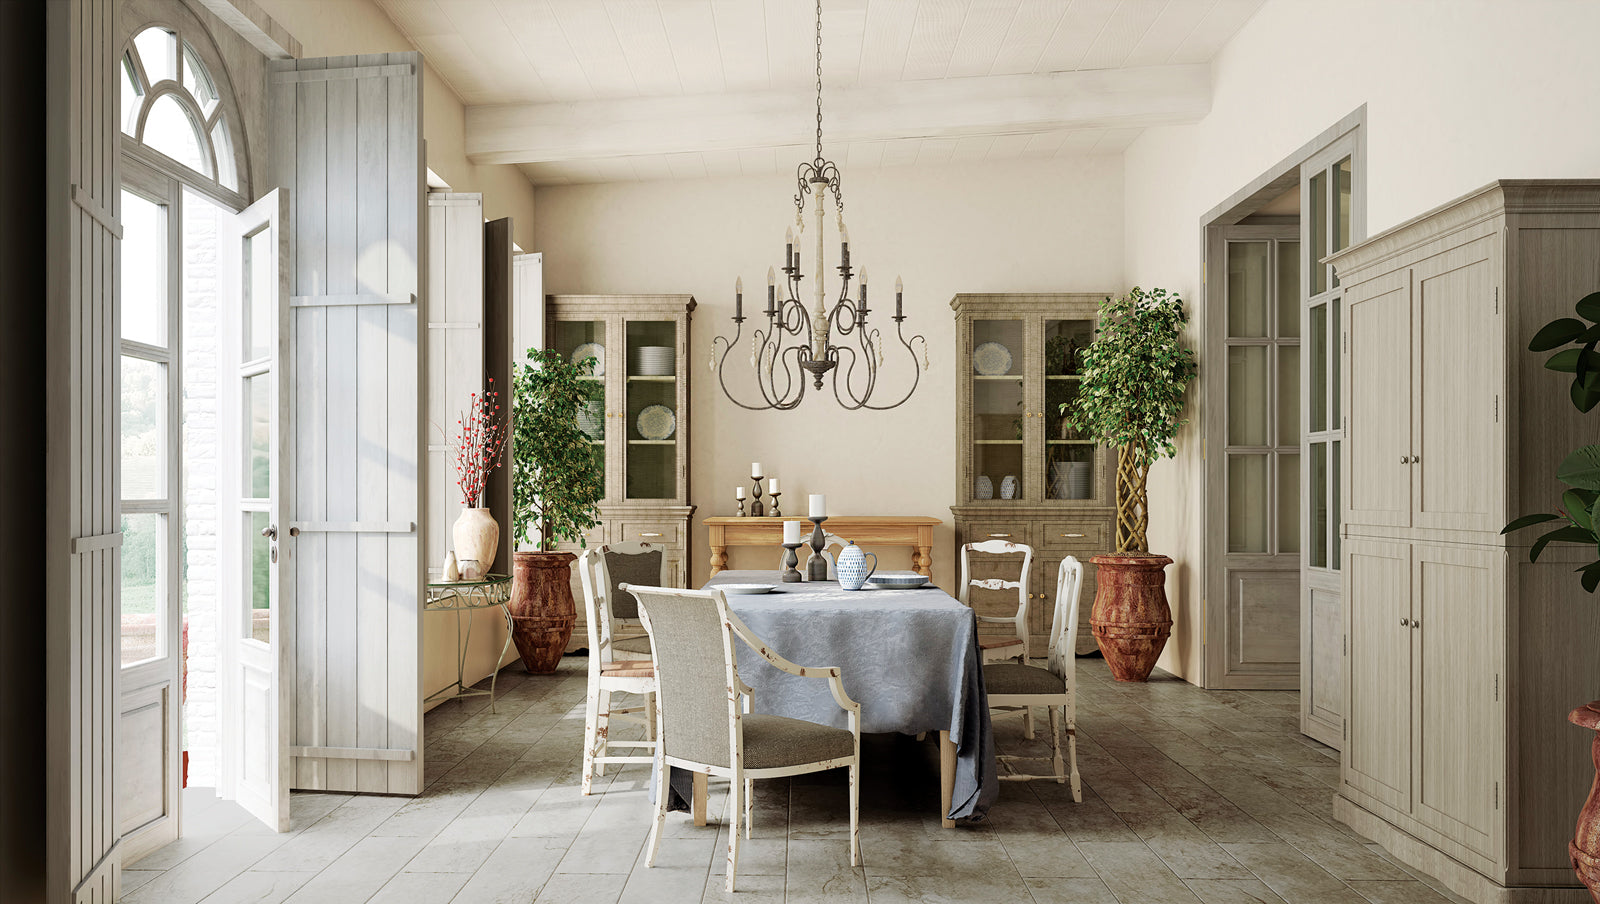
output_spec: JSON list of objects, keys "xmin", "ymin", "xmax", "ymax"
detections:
[{"xmin": 1115, "ymin": 443, "xmax": 1150, "ymax": 553}]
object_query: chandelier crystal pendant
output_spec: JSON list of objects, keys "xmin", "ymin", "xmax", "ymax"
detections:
[{"xmin": 710, "ymin": 0, "xmax": 928, "ymax": 411}]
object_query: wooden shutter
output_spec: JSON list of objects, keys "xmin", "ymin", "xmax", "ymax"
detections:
[
  {"xmin": 424, "ymin": 192, "xmax": 484, "ymax": 578},
  {"xmin": 45, "ymin": 0, "xmax": 122, "ymax": 899},
  {"xmin": 270, "ymin": 53, "xmax": 426, "ymax": 795}
]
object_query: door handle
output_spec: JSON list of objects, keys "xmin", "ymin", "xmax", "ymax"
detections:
[
  {"xmin": 1061, "ymin": 533, "xmax": 1085, "ymax": 538},
  {"xmin": 261, "ymin": 525, "xmax": 278, "ymax": 540},
  {"xmin": 988, "ymin": 533, "xmax": 1012, "ymax": 538},
  {"xmin": 640, "ymin": 531, "xmax": 664, "ymax": 538}
]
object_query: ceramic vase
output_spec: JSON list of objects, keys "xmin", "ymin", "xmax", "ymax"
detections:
[
  {"xmin": 507, "ymin": 550, "xmax": 577, "ymax": 673},
  {"xmin": 1000, "ymin": 475, "xmax": 1019, "ymax": 500},
  {"xmin": 1089, "ymin": 553, "xmax": 1174, "ymax": 682},
  {"xmin": 1569, "ymin": 701, "xmax": 1600, "ymax": 900},
  {"xmin": 975, "ymin": 476, "xmax": 994, "ymax": 500},
  {"xmin": 836, "ymin": 541, "xmax": 878, "ymax": 591},
  {"xmin": 453, "ymin": 507, "xmax": 499, "ymax": 575}
]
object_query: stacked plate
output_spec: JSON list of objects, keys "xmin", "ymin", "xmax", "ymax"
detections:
[
  {"xmin": 866, "ymin": 572, "xmax": 929, "ymax": 590},
  {"xmin": 634, "ymin": 346, "xmax": 675, "ymax": 376},
  {"xmin": 1051, "ymin": 461, "xmax": 1093, "ymax": 499}
]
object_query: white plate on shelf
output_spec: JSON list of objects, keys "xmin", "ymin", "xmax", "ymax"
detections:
[
  {"xmin": 973, "ymin": 341, "xmax": 1013, "ymax": 376},
  {"xmin": 636, "ymin": 404, "xmax": 676, "ymax": 440},
  {"xmin": 571, "ymin": 343, "xmax": 605, "ymax": 375},
  {"xmin": 719, "ymin": 583, "xmax": 778, "ymax": 595}
]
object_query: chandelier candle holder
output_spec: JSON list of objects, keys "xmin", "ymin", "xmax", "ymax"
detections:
[{"xmin": 710, "ymin": 0, "xmax": 928, "ymax": 411}]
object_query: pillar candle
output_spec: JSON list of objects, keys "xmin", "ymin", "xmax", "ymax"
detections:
[
  {"xmin": 751, "ymin": 462, "xmax": 763, "ymax": 478},
  {"xmin": 809, "ymin": 494, "xmax": 826, "ymax": 517},
  {"xmin": 783, "ymin": 520, "xmax": 803, "ymax": 544},
  {"xmin": 768, "ymin": 478, "xmax": 779, "ymax": 493},
  {"xmin": 735, "ymin": 486, "xmax": 745, "ymax": 499}
]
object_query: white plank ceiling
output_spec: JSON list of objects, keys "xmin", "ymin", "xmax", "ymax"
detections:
[{"xmin": 375, "ymin": 0, "xmax": 1264, "ymax": 184}]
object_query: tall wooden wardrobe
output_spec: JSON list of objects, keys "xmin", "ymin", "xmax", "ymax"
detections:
[{"xmin": 1330, "ymin": 180, "xmax": 1600, "ymax": 903}]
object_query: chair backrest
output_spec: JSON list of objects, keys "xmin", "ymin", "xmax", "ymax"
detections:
[
  {"xmin": 602, "ymin": 541, "xmax": 665, "ymax": 619},
  {"xmin": 1047, "ymin": 555, "xmax": 1085, "ymax": 683},
  {"xmin": 958, "ymin": 539, "xmax": 1034, "ymax": 605},
  {"xmin": 626, "ymin": 585, "xmax": 742, "ymax": 769},
  {"xmin": 776, "ymin": 530, "xmax": 846, "ymax": 579},
  {"xmin": 576, "ymin": 548, "xmax": 618, "ymax": 662}
]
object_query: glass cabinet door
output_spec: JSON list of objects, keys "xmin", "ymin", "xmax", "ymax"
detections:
[
  {"xmin": 622, "ymin": 319, "xmax": 680, "ymax": 500},
  {"xmin": 970, "ymin": 319, "xmax": 1027, "ymax": 503},
  {"xmin": 550, "ymin": 319, "xmax": 608, "ymax": 495},
  {"xmin": 1044, "ymin": 318, "xmax": 1100, "ymax": 504}
]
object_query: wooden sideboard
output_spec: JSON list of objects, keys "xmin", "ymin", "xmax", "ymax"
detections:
[{"xmin": 705, "ymin": 515, "xmax": 941, "ymax": 578}]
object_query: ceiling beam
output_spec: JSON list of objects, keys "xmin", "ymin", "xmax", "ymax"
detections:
[{"xmin": 465, "ymin": 64, "xmax": 1210, "ymax": 166}]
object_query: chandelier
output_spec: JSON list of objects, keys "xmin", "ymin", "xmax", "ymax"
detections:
[{"xmin": 710, "ymin": 0, "xmax": 928, "ymax": 411}]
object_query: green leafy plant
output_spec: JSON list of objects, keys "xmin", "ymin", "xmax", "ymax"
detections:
[
  {"xmin": 1504, "ymin": 291, "xmax": 1600, "ymax": 590},
  {"xmin": 510, "ymin": 349, "xmax": 605, "ymax": 551},
  {"xmin": 1063, "ymin": 287, "xmax": 1198, "ymax": 552}
]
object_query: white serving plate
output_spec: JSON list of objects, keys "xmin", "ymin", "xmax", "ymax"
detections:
[
  {"xmin": 719, "ymin": 583, "xmax": 778, "ymax": 595},
  {"xmin": 571, "ymin": 342, "xmax": 605, "ymax": 375},
  {"xmin": 972, "ymin": 341, "xmax": 1013, "ymax": 376},
  {"xmin": 867, "ymin": 572, "xmax": 929, "ymax": 589},
  {"xmin": 636, "ymin": 404, "xmax": 676, "ymax": 440}
]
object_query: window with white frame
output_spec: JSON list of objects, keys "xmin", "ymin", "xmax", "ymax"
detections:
[{"xmin": 121, "ymin": 25, "xmax": 241, "ymax": 192}]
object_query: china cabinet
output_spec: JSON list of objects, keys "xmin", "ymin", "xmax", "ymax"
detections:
[
  {"xmin": 950, "ymin": 294, "xmax": 1116, "ymax": 654},
  {"xmin": 545, "ymin": 295, "xmax": 696, "ymax": 649},
  {"xmin": 1330, "ymin": 181, "xmax": 1600, "ymax": 902}
]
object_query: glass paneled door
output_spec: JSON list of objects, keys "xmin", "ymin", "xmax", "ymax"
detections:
[
  {"xmin": 623, "ymin": 320, "xmax": 680, "ymax": 500},
  {"xmin": 970, "ymin": 319, "xmax": 1028, "ymax": 502},
  {"xmin": 218, "ymin": 190, "xmax": 292, "ymax": 831}
]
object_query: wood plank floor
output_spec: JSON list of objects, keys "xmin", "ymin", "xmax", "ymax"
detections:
[{"xmin": 121, "ymin": 657, "xmax": 1467, "ymax": 904}]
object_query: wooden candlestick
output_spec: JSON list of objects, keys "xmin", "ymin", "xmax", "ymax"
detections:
[
  {"xmin": 781, "ymin": 543, "xmax": 803, "ymax": 582},
  {"xmin": 750, "ymin": 475, "xmax": 766, "ymax": 516},
  {"xmin": 807, "ymin": 515, "xmax": 829, "ymax": 582},
  {"xmin": 769, "ymin": 491, "xmax": 783, "ymax": 517}
]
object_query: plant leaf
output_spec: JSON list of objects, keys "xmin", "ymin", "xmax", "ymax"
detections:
[
  {"xmin": 1504, "ymin": 512, "xmax": 1561, "ymax": 534},
  {"xmin": 1531, "ymin": 317, "xmax": 1588, "ymax": 351},
  {"xmin": 1574, "ymin": 379, "xmax": 1600, "ymax": 413},
  {"xmin": 1577, "ymin": 291, "xmax": 1600, "ymax": 323},
  {"xmin": 1543, "ymin": 348, "xmax": 1600, "ymax": 374},
  {"xmin": 1531, "ymin": 525, "xmax": 1599, "ymax": 562},
  {"xmin": 1559, "ymin": 447, "xmax": 1600, "ymax": 490},
  {"xmin": 1581, "ymin": 561, "xmax": 1600, "ymax": 593},
  {"xmin": 1567, "ymin": 490, "xmax": 1595, "ymax": 530}
]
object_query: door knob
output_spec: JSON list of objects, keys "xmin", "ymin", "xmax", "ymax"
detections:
[
  {"xmin": 261, "ymin": 525, "xmax": 278, "ymax": 540},
  {"xmin": 1400, "ymin": 617, "xmax": 1410, "ymax": 627}
]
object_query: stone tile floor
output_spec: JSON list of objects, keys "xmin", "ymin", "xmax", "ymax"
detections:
[{"xmin": 121, "ymin": 656, "xmax": 1467, "ymax": 904}]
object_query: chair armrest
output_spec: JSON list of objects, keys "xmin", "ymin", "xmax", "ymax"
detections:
[{"xmin": 726, "ymin": 612, "xmax": 860, "ymax": 725}]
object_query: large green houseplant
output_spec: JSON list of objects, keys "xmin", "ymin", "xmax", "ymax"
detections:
[
  {"xmin": 1061, "ymin": 287, "xmax": 1198, "ymax": 681},
  {"xmin": 504, "ymin": 348, "xmax": 606, "ymax": 673}
]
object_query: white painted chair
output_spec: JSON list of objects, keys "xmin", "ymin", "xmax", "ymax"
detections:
[
  {"xmin": 777, "ymin": 529, "xmax": 847, "ymax": 579},
  {"xmin": 958, "ymin": 539, "xmax": 1035, "ymax": 664},
  {"xmin": 600, "ymin": 541, "xmax": 666, "ymax": 657},
  {"xmin": 625, "ymin": 583, "xmax": 860, "ymax": 894},
  {"xmin": 576, "ymin": 547, "xmax": 659, "ymax": 795},
  {"xmin": 984, "ymin": 555, "xmax": 1084, "ymax": 800}
]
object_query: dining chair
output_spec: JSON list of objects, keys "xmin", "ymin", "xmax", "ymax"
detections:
[
  {"xmin": 958, "ymin": 539, "xmax": 1035, "ymax": 665},
  {"xmin": 984, "ymin": 555, "xmax": 1083, "ymax": 800},
  {"xmin": 624, "ymin": 583, "xmax": 860, "ymax": 893},
  {"xmin": 777, "ymin": 529, "xmax": 847, "ymax": 579},
  {"xmin": 602, "ymin": 541, "xmax": 666, "ymax": 657},
  {"xmin": 576, "ymin": 547, "xmax": 659, "ymax": 796}
]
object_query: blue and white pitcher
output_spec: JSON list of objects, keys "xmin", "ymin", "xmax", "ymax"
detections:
[{"xmin": 836, "ymin": 540, "xmax": 878, "ymax": 591}]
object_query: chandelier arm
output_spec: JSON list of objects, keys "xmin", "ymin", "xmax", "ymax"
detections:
[
  {"xmin": 712, "ymin": 321, "xmax": 787, "ymax": 411},
  {"xmin": 854, "ymin": 323, "xmax": 928, "ymax": 411}
]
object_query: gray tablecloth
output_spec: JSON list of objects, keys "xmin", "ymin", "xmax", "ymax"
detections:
[{"xmin": 662, "ymin": 571, "xmax": 997, "ymax": 822}]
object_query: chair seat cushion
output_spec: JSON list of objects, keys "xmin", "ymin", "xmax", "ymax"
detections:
[
  {"xmin": 979, "ymin": 637, "xmax": 1023, "ymax": 650},
  {"xmin": 984, "ymin": 662, "xmax": 1066, "ymax": 696},
  {"xmin": 600, "ymin": 659, "xmax": 655, "ymax": 678},
  {"xmin": 613, "ymin": 634, "xmax": 653, "ymax": 656},
  {"xmin": 741, "ymin": 714, "xmax": 854, "ymax": 769}
]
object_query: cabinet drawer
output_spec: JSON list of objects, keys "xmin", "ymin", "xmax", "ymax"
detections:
[
  {"xmin": 1039, "ymin": 521, "xmax": 1108, "ymax": 552},
  {"xmin": 615, "ymin": 520, "xmax": 683, "ymax": 546},
  {"xmin": 965, "ymin": 522, "xmax": 1033, "ymax": 547}
]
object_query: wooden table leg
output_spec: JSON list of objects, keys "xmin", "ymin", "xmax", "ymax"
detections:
[
  {"xmin": 693, "ymin": 771, "xmax": 708, "ymax": 827},
  {"xmin": 709, "ymin": 546, "xmax": 727, "ymax": 578},
  {"xmin": 938, "ymin": 731, "xmax": 956, "ymax": 828},
  {"xmin": 914, "ymin": 546, "xmax": 932, "ymax": 578}
]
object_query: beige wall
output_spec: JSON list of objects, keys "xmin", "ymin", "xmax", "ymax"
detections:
[
  {"xmin": 1123, "ymin": 0, "xmax": 1600, "ymax": 682},
  {"xmin": 534, "ymin": 156, "xmax": 1124, "ymax": 591},
  {"xmin": 251, "ymin": 0, "xmax": 537, "ymax": 250}
]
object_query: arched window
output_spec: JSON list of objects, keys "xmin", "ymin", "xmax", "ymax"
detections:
[{"xmin": 121, "ymin": 24, "xmax": 244, "ymax": 194}]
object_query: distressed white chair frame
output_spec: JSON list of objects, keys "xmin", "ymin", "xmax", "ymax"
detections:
[
  {"xmin": 577, "ymin": 547, "xmax": 658, "ymax": 795},
  {"xmin": 626, "ymin": 584, "xmax": 860, "ymax": 894},
  {"xmin": 987, "ymin": 555, "xmax": 1083, "ymax": 800},
  {"xmin": 959, "ymin": 539, "xmax": 1035, "ymax": 665},
  {"xmin": 777, "ymin": 529, "xmax": 847, "ymax": 579}
]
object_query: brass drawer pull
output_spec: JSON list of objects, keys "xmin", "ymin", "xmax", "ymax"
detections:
[
  {"xmin": 640, "ymin": 531, "xmax": 665, "ymax": 538},
  {"xmin": 1061, "ymin": 532, "xmax": 1085, "ymax": 538},
  {"xmin": 988, "ymin": 533, "xmax": 1012, "ymax": 538}
]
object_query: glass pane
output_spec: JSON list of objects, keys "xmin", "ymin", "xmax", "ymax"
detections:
[
  {"xmin": 134, "ymin": 27, "xmax": 176, "ymax": 85},
  {"xmin": 212, "ymin": 118, "xmax": 237, "ymax": 192},
  {"xmin": 1277, "ymin": 241, "xmax": 1300, "ymax": 338},
  {"xmin": 248, "ymin": 511, "xmax": 271, "ymax": 644},
  {"xmin": 1228, "ymin": 454, "xmax": 1268, "ymax": 553},
  {"xmin": 1309, "ymin": 305, "xmax": 1327, "ymax": 433},
  {"xmin": 120, "ymin": 54, "xmax": 143, "ymax": 135},
  {"xmin": 1278, "ymin": 453, "xmax": 1300, "ymax": 555},
  {"xmin": 182, "ymin": 42, "xmax": 219, "ymax": 116},
  {"xmin": 975, "ymin": 443, "xmax": 1024, "ymax": 502},
  {"xmin": 975, "ymin": 377, "xmax": 1025, "ymax": 441},
  {"xmin": 1310, "ymin": 169, "xmax": 1327, "ymax": 296},
  {"xmin": 1227, "ymin": 242, "xmax": 1269, "ymax": 338},
  {"xmin": 244, "ymin": 225, "xmax": 273, "ymax": 361},
  {"xmin": 121, "ymin": 191, "xmax": 165, "ymax": 346},
  {"xmin": 1047, "ymin": 445, "xmax": 1096, "ymax": 501},
  {"xmin": 1277, "ymin": 345, "xmax": 1300, "ymax": 447},
  {"xmin": 145, "ymin": 94, "xmax": 210, "ymax": 175},
  {"xmin": 1227, "ymin": 345, "xmax": 1268, "ymax": 446},
  {"xmin": 1332, "ymin": 440, "xmax": 1343, "ymax": 568},
  {"xmin": 625, "ymin": 320, "xmax": 678, "ymax": 500},
  {"xmin": 246, "ymin": 373, "xmax": 271, "ymax": 498},
  {"xmin": 972, "ymin": 319, "xmax": 1026, "ymax": 502},
  {"xmin": 1331, "ymin": 298, "xmax": 1342, "ymax": 424},
  {"xmin": 973, "ymin": 319, "xmax": 1024, "ymax": 376},
  {"xmin": 121, "ymin": 513, "xmax": 165, "ymax": 666},
  {"xmin": 550, "ymin": 320, "xmax": 607, "ymax": 492},
  {"xmin": 121, "ymin": 356, "xmax": 165, "ymax": 500},
  {"xmin": 1044, "ymin": 319, "xmax": 1094, "ymax": 377},
  {"xmin": 1334, "ymin": 157, "xmax": 1353, "ymax": 253},
  {"xmin": 1309, "ymin": 442, "xmax": 1328, "ymax": 568}
]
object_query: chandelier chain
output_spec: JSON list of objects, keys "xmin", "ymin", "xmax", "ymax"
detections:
[{"xmin": 814, "ymin": 0, "xmax": 823, "ymax": 162}]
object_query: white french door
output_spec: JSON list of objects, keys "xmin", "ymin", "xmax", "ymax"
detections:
[{"xmin": 217, "ymin": 189, "xmax": 293, "ymax": 830}]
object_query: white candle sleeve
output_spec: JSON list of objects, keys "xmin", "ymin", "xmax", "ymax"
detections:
[
  {"xmin": 769, "ymin": 478, "xmax": 779, "ymax": 493},
  {"xmin": 783, "ymin": 520, "xmax": 803, "ymax": 544},
  {"xmin": 809, "ymin": 494, "xmax": 826, "ymax": 517},
  {"xmin": 751, "ymin": 461, "xmax": 763, "ymax": 478},
  {"xmin": 735, "ymin": 486, "xmax": 746, "ymax": 499}
]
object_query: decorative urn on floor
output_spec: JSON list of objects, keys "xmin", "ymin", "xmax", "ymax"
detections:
[
  {"xmin": 1058, "ymin": 288, "xmax": 1197, "ymax": 682},
  {"xmin": 508, "ymin": 348, "xmax": 606, "ymax": 672}
]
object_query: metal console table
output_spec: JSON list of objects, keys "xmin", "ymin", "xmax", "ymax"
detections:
[{"xmin": 425, "ymin": 574, "xmax": 514, "ymax": 712}]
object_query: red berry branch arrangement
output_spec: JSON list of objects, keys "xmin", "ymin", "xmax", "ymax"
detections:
[{"xmin": 452, "ymin": 378, "xmax": 508, "ymax": 507}]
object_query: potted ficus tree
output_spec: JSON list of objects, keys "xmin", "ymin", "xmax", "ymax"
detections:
[
  {"xmin": 506, "ymin": 348, "xmax": 606, "ymax": 673},
  {"xmin": 1063, "ymin": 287, "xmax": 1198, "ymax": 682},
  {"xmin": 1504, "ymin": 291, "xmax": 1600, "ymax": 898}
]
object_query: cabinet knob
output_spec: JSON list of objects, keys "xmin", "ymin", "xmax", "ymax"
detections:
[
  {"xmin": 1411, "ymin": 619, "xmax": 1420, "ymax": 629},
  {"xmin": 1400, "ymin": 617, "xmax": 1410, "ymax": 627}
]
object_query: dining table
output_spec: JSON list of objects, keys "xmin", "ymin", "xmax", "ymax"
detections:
[{"xmin": 666, "ymin": 570, "xmax": 999, "ymax": 826}]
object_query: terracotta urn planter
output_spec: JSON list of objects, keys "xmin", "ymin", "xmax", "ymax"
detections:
[
  {"xmin": 1088, "ymin": 553, "xmax": 1174, "ymax": 682},
  {"xmin": 507, "ymin": 550, "xmax": 576, "ymax": 673},
  {"xmin": 1568, "ymin": 701, "xmax": 1600, "ymax": 900}
]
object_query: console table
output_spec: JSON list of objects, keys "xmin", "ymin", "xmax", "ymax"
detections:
[{"xmin": 705, "ymin": 515, "xmax": 942, "ymax": 578}]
